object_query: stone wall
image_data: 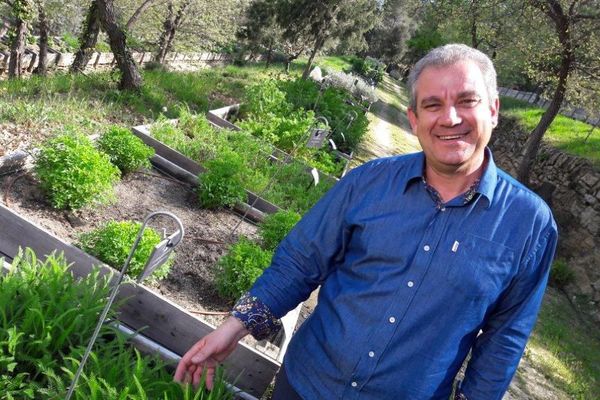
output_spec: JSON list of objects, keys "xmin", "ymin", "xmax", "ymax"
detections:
[
  {"xmin": 491, "ymin": 116, "xmax": 600, "ymax": 322},
  {"xmin": 0, "ymin": 51, "xmax": 248, "ymax": 76}
]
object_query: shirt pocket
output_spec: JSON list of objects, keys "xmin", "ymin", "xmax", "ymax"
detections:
[{"xmin": 444, "ymin": 233, "xmax": 515, "ymax": 300}]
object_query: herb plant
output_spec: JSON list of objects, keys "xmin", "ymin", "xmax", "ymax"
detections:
[
  {"xmin": 259, "ymin": 210, "xmax": 301, "ymax": 251},
  {"xmin": 199, "ymin": 149, "xmax": 248, "ymax": 209},
  {"xmin": 0, "ymin": 248, "xmax": 232, "ymax": 399},
  {"xmin": 97, "ymin": 126, "xmax": 154, "ymax": 174},
  {"xmin": 217, "ymin": 237, "xmax": 273, "ymax": 301},
  {"xmin": 78, "ymin": 220, "xmax": 174, "ymax": 282},
  {"xmin": 35, "ymin": 132, "xmax": 120, "ymax": 209}
]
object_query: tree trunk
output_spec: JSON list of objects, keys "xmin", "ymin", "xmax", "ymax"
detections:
[
  {"xmin": 0, "ymin": 18, "xmax": 10, "ymax": 39},
  {"xmin": 8, "ymin": 1, "xmax": 32, "ymax": 79},
  {"xmin": 302, "ymin": 35, "xmax": 324, "ymax": 80},
  {"xmin": 154, "ymin": 1, "xmax": 175, "ymax": 64},
  {"xmin": 265, "ymin": 41, "xmax": 273, "ymax": 68},
  {"xmin": 154, "ymin": 0, "xmax": 191, "ymax": 64},
  {"xmin": 96, "ymin": 0, "xmax": 142, "ymax": 90},
  {"xmin": 517, "ymin": 0, "xmax": 572, "ymax": 185},
  {"xmin": 71, "ymin": 0, "xmax": 101, "ymax": 73},
  {"xmin": 33, "ymin": 0, "xmax": 48, "ymax": 76},
  {"xmin": 126, "ymin": 0, "xmax": 156, "ymax": 31}
]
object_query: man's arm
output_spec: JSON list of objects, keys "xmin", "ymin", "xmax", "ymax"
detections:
[{"xmin": 459, "ymin": 223, "xmax": 558, "ymax": 400}]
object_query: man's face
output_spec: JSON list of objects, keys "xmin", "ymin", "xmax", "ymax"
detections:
[{"xmin": 407, "ymin": 61, "xmax": 499, "ymax": 176}]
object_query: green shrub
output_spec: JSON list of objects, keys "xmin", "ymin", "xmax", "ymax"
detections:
[
  {"xmin": 318, "ymin": 87, "xmax": 370, "ymax": 153},
  {"xmin": 0, "ymin": 249, "xmax": 114, "ymax": 398},
  {"xmin": 259, "ymin": 210, "xmax": 301, "ymax": 251},
  {"xmin": 0, "ymin": 248, "xmax": 231, "ymax": 399},
  {"xmin": 550, "ymin": 259, "xmax": 575, "ymax": 288},
  {"xmin": 97, "ymin": 126, "xmax": 154, "ymax": 174},
  {"xmin": 35, "ymin": 133, "xmax": 120, "ymax": 209},
  {"xmin": 242, "ymin": 80, "xmax": 291, "ymax": 119},
  {"xmin": 78, "ymin": 220, "xmax": 174, "ymax": 282},
  {"xmin": 264, "ymin": 161, "xmax": 334, "ymax": 214},
  {"xmin": 199, "ymin": 149, "xmax": 248, "ymax": 209},
  {"xmin": 217, "ymin": 237, "xmax": 273, "ymax": 301}
]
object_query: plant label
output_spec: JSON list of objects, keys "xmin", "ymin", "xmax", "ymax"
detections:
[{"xmin": 306, "ymin": 128, "xmax": 328, "ymax": 148}]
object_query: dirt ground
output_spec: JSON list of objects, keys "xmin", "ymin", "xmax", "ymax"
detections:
[{"xmin": 1, "ymin": 166, "xmax": 259, "ymax": 322}]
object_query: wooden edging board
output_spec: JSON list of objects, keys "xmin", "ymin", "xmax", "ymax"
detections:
[
  {"xmin": 130, "ymin": 123, "xmax": 281, "ymax": 218},
  {"xmin": 0, "ymin": 203, "xmax": 280, "ymax": 397}
]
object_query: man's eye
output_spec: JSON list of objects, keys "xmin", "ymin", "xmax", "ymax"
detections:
[
  {"xmin": 461, "ymin": 98, "xmax": 480, "ymax": 106},
  {"xmin": 423, "ymin": 103, "xmax": 441, "ymax": 110}
]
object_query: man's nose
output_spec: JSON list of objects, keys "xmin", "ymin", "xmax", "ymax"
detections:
[{"xmin": 440, "ymin": 106, "xmax": 462, "ymax": 126}]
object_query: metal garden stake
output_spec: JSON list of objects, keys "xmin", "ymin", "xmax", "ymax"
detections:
[{"xmin": 65, "ymin": 211, "xmax": 184, "ymax": 400}]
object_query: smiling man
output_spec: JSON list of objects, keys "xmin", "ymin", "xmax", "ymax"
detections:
[{"xmin": 175, "ymin": 44, "xmax": 558, "ymax": 400}]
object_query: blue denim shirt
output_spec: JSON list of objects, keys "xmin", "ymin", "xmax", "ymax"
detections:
[{"xmin": 247, "ymin": 150, "xmax": 557, "ymax": 400}]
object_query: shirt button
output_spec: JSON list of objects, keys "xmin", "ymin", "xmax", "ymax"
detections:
[
  {"xmin": 389, "ymin": 316, "xmax": 396, "ymax": 323},
  {"xmin": 368, "ymin": 351, "xmax": 375, "ymax": 357},
  {"xmin": 423, "ymin": 245, "xmax": 431, "ymax": 251},
  {"xmin": 407, "ymin": 281, "xmax": 414, "ymax": 288},
  {"xmin": 351, "ymin": 381, "xmax": 358, "ymax": 387}
]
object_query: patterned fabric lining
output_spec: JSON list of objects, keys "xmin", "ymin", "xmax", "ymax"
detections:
[{"xmin": 231, "ymin": 291, "xmax": 282, "ymax": 340}]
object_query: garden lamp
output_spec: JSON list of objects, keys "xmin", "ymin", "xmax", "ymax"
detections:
[{"xmin": 65, "ymin": 211, "xmax": 184, "ymax": 400}]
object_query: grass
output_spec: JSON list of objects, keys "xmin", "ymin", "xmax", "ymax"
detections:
[
  {"xmin": 500, "ymin": 96, "xmax": 600, "ymax": 167},
  {"xmin": 525, "ymin": 287, "xmax": 600, "ymax": 399},
  {"xmin": 0, "ymin": 63, "xmax": 304, "ymax": 141}
]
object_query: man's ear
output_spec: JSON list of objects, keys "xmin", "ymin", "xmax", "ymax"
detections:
[
  {"xmin": 490, "ymin": 96, "xmax": 500, "ymax": 127},
  {"xmin": 407, "ymin": 107, "xmax": 418, "ymax": 135}
]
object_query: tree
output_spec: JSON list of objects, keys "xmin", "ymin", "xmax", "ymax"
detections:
[
  {"xmin": 277, "ymin": 0, "xmax": 378, "ymax": 79},
  {"xmin": 154, "ymin": 0, "xmax": 192, "ymax": 64},
  {"xmin": 96, "ymin": 0, "xmax": 143, "ymax": 90},
  {"xmin": 7, "ymin": 0, "xmax": 34, "ymax": 79},
  {"xmin": 365, "ymin": 0, "xmax": 420, "ymax": 65},
  {"xmin": 236, "ymin": 0, "xmax": 281, "ymax": 66},
  {"xmin": 33, "ymin": 0, "xmax": 49, "ymax": 75},
  {"xmin": 70, "ymin": 0, "xmax": 101, "ymax": 73},
  {"xmin": 125, "ymin": 0, "xmax": 156, "ymax": 31},
  {"xmin": 516, "ymin": 0, "xmax": 600, "ymax": 185}
]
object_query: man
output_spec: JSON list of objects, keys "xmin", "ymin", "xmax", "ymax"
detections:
[{"xmin": 175, "ymin": 44, "xmax": 558, "ymax": 399}]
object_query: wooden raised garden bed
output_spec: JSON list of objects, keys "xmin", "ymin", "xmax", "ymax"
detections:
[
  {"xmin": 208, "ymin": 104, "xmax": 353, "ymax": 179},
  {"xmin": 0, "ymin": 202, "xmax": 279, "ymax": 398},
  {"xmin": 131, "ymin": 121, "xmax": 280, "ymax": 223},
  {"xmin": 131, "ymin": 113, "xmax": 338, "ymax": 216}
]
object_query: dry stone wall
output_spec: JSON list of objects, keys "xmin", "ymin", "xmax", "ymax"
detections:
[
  {"xmin": 0, "ymin": 51, "xmax": 245, "ymax": 76},
  {"xmin": 491, "ymin": 116, "xmax": 600, "ymax": 322}
]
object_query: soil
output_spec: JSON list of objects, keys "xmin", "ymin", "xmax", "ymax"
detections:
[{"xmin": 0, "ymin": 167, "xmax": 259, "ymax": 329}]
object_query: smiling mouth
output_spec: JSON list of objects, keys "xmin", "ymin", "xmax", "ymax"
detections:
[{"xmin": 436, "ymin": 133, "xmax": 468, "ymax": 141}]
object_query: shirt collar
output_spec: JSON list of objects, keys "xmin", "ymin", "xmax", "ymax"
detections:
[{"xmin": 403, "ymin": 148, "xmax": 497, "ymax": 209}]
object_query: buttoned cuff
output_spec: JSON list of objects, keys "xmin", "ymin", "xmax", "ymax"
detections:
[{"xmin": 231, "ymin": 292, "xmax": 282, "ymax": 340}]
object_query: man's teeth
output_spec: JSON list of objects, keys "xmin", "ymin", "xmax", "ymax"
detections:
[{"xmin": 438, "ymin": 134, "xmax": 464, "ymax": 140}]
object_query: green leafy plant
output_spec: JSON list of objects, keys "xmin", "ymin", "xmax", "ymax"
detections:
[
  {"xmin": 0, "ymin": 249, "xmax": 114, "ymax": 397},
  {"xmin": 35, "ymin": 132, "xmax": 120, "ymax": 209},
  {"xmin": 199, "ymin": 149, "xmax": 248, "ymax": 209},
  {"xmin": 0, "ymin": 249, "xmax": 232, "ymax": 399},
  {"xmin": 217, "ymin": 237, "xmax": 273, "ymax": 301},
  {"xmin": 259, "ymin": 210, "xmax": 301, "ymax": 251},
  {"xmin": 78, "ymin": 221, "xmax": 174, "ymax": 282},
  {"xmin": 550, "ymin": 259, "xmax": 575, "ymax": 288},
  {"xmin": 97, "ymin": 126, "xmax": 154, "ymax": 174}
]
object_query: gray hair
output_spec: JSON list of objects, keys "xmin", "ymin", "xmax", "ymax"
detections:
[{"xmin": 407, "ymin": 44, "xmax": 498, "ymax": 111}]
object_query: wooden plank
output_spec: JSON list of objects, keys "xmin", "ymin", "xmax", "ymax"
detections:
[
  {"xmin": 130, "ymin": 124, "xmax": 281, "ymax": 217},
  {"xmin": 131, "ymin": 124, "xmax": 205, "ymax": 175},
  {"xmin": 0, "ymin": 204, "xmax": 280, "ymax": 397}
]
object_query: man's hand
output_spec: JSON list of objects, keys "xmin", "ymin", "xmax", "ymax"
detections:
[{"xmin": 174, "ymin": 316, "xmax": 249, "ymax": 389}]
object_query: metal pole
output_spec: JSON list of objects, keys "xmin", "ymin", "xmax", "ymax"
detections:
[{"xmin": 65, "ymin": 211, "xmax": 183, "ymax": 399}]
